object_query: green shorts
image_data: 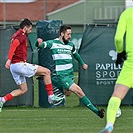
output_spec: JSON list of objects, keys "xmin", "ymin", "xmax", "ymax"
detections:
[
  {"xmin": 116, "ymin": 60, "xmax": 133, "ymax": 88},
  {"xmin": 56, "ymin": 73, "xmax": 74, "ymax": 90}
]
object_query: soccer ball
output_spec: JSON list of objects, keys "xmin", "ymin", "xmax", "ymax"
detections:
[{"xmin": 116, "ymin": 108, "xmax": 122, "ymax": 118}]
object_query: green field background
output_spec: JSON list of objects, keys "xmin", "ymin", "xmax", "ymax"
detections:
[{"xmin": 0, "ymin": 73, "xmax": 133, "ymax": 133}]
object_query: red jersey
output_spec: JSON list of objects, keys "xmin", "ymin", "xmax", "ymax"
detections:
[{"xmin": 8, "ymin": 29, "xmax": 28, "ymax": 63}]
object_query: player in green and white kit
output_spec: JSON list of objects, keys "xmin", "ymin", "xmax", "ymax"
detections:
[
  {"xmin": 99, "ymin": 7, "xmax": 133, "ymax": 133},
  {"xmin": 36, "ymin": 25, "xmax": 105, "ymax": 118}
]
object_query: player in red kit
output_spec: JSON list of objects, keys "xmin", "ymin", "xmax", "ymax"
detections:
[{"xmin": 0, "ymin": 18, "xmax": 63, "ymax": 112}]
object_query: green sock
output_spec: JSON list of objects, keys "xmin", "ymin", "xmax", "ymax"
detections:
[
  {"xmin": 107, "ymin": 97, "xmax": 121, "ymax": 124},
  {"xmin": 80, "ymin": 96, "xmax": 98, "ymax": 115}
]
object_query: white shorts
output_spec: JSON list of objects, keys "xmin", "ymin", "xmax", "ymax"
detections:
[{"xmin": 10, "ymin": 62, "xmax": 38, "ymax": 85}]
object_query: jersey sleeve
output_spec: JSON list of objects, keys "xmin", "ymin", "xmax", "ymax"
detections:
[
  {"xmin": 40, "ymin": 40, "xmax": 53, "ymax": 49},
  {"xmin": 71, "ymin": 42, "xmax": 76, "ymax": 54},
  {"xmin": 44, "ymin": 40, "xmax": 53, "ymax": 49},
  {"xmin": 8, "ymin": 39, "xmax": 20, "ymax": 60},
  {"xmin": 72, "ymin": 42, "xmax": 85, "ymax": 65},
  {"xmin": 114, "ymin": 11, "xmax": 126, "ymax": 53},
  {"xmin": 12, "ymin": 31, "xmax": 26, "ymax": 44}
]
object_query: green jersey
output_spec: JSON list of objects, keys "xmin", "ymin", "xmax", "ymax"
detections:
[{"xmin": 41, "ymin": 38, "xmax": 84, "ymax": 75}]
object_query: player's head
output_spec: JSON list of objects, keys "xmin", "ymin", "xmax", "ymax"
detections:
[
  {"xmin": 19, "ymin": 18, "xmax": 33, "ymax": 34},
  {"xmin": 59, "ymin": 25, "xmax": 72, "ymax": 44}
]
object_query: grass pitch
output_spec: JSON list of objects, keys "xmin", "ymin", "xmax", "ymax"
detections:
[
  {"xmin": 0, "ymin": 75, "xmax": 133, "ymax": 133},
  {"xmin": 0, "ymin": 104, "xmax": 132, "ymax": 133}
]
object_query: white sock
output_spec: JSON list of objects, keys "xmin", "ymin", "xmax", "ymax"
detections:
[
  {"xmin": 105, "ymin": 122, "xmax": 113, "ymax": 128},
  {"xmin": 2, "ymin": 97, "xmax": 6, "ymax": 103},
  {"xmin": 49, "ymin": 94, "xmax": 54, "ymax": 97}
]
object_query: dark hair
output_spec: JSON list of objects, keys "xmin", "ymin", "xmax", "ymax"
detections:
[
  {"xmin": 19, "ymin": 18, "xmax": 33, "ymax": 29},
  {"xmin": 59, "ymin": 25, "xmax": 71, "ymax": 35}
]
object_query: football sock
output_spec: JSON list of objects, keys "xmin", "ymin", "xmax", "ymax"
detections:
[
  {"xmin": 3, "ymin": 93, "xmax": 13, "ymax": 102},
  {"xmin": 106, "ymin": 97, "xmax": 121, "ymax": 124},
  {"xmin": 81, "ymin": 96, "xmax": 98, "ymax": 114},
  {"xmin": 45, "ymin": 83, "xmax": 54, "ymax": 96},
  {"xmin": 105, "ymin": 122, "xmax": 113, "ymax": 129}
]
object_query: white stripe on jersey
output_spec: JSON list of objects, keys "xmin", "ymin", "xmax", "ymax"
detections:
[
  {"xmin": 51, "ymin": 43, "xmax": 73, "ymax": 50},
  {"xmin": 43, "ymin": 42, "xmax": 47, "ymax": 48},
  {"xmin": 52, "ymin": 54, "xmax": 72, "ymax": 60},
  {"xmin": 56, "ymin": 64, "xmax": 73, "ymax": 71},
  {"xmin": 73, "ymin": 50, "xmax": 76, "ymax": 54}
]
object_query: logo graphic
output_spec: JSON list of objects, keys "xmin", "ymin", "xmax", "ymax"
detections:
[
  {"xmin": 66, "ymin": 82, "xmax": 69, "ymax": 86},
  {"xmin": 109, "ymin": 50, "xmax": 117, "ymax": 60},
  {"xmin": 95, "ymin": 50, "xmax": 121, "ymax": 86},
  {"xmin": 87, "ymin": 104, "xmax": 91, "ymax": 107}
]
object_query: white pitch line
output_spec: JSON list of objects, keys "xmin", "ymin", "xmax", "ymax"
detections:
[{"xmin": 3, "ymin": 109, "xmax": 91, "ymax": 112}]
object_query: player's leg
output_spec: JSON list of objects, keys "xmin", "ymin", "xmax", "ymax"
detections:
[
  {"xmin": 35, "ymin": 65, "xmax": 64, "ymax": 104},
  {"xmin": 0, "ymin": 78, "xmax": 28, "ymax": 112},
  {"xmin": 35, "ymin": 66, "xmax": 53, "ymax": 95},
  {"xmin": 69, "ymin": 83, "xmax": 104, "ymax": 118},
  {"xmin": 58, "ymin": 73, "xmax": 104, "ymax": 118},
  {"xmin": 63, "ymin": 89, "xmax": 71, "ymax": 96},
  {"xmin": 7, "ymin": 63, "xmax": 29, "ymax": 98},
  {"xmin": 107, "ymin": 84, "xmax": 129, "ymax": 125},
  {"xmin": 1, "ymin": 63, "xmax": 36, "ymax": 112},
  {"xmin": 99, "ymin": 63, "xmax": 131, "ymax": 132},
  {"xmin": 63, "ymin": 73, "xmax": 73, "ymax": 97},
  {"xmin": 10, "ymin": 82, "xmax": 28, "ymax": 97},
  {"xmin": 99, "ymin": 84, "xmax": 129, "ymax": 133}
]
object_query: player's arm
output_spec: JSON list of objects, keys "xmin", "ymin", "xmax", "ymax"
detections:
[
  {"xmin": 8, "ymin": 39, "xmax": 20, "ymax": 60},
  {"xmin": 35, "ymin": 38, "xmax": 45, "ymax": 48},
  {"xmin": 35, "ymin": 38, "xmax": 52, "ymax": 48},
  {"xmin": 5, "ymin": 39, "xmax": 20, "ymax": 69},
  {"xmin": 72, "ymin": 44, "xmax": 88, "ymax": 70},
  {"xmin": 73, "ymin": 51, "xmax": 84, "ymax": 65},
  {"xmin": 115, "ymin": 12, "xmax": 126, "ymax": 53},
  {"xmin": 114, "ymin": 11, "xmax": 127, "ymax": 66}
]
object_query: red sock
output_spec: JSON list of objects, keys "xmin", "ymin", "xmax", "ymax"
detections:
[
  {"xmin": 45, "ymin": 83, "xmax": 53, "ymax": 96},
  {"xmin": 4, "ymin": 93, "xmax": 13, "ymax": 102}
]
